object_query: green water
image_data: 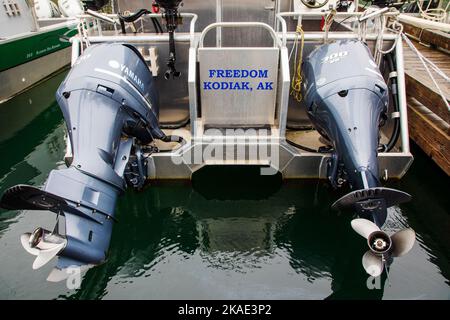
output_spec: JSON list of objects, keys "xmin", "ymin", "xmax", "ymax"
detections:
[{"xmin": 0, "ymin": 71, "xmax": 449, "ymax": 300}]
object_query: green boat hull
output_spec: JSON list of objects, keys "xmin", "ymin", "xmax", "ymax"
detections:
[
  {"xmin": 0, "ymin": 24, "xmax": 78, "ymax": 72},
  {"xmin": 0, "ymin": 23, "xmax": 78, "ymax": 102}
]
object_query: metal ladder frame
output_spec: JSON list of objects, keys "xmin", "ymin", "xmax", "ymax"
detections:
[{"xmin": 188, "ymin": 21, "xmax": 290, "ymax": 139}]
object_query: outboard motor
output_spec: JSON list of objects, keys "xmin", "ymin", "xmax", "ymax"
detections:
[
  {"xmin": 0, "ymin": 43, "xmax": 181, "ymax": 281},
  {"xmin": 302, "ymin": 40, "xmax": 416, "ymax": 276},
  {"xmin": 302, "ymin": 39, "xmax": 412, "ymax": 227}
]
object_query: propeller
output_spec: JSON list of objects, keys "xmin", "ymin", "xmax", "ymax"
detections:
[
  {"xmin": 20, "ymin": 227, "xmax": 67, "ymax": 270},
  {"xmin": 351, "ymin": 218, "xmax": 416, "ymax": 277}
]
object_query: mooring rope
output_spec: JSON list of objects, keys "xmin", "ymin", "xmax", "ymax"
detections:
[
  {"xmin": 376, "ymin": 17, "xmax": 403, "ymax": 56},
  {"xmin": 322, "ymin": 9, "xmax": 336, "ymax": 44},
  {"xmin": 416, "ymin": 0, "xmax": 449, "ymax": 22},
  {"xmin": 358, "ymin": 7, "xmax": 403, "ymax": 65},
  {"xmin": 401, "ymin": 33, "xmax": 450, "ymax": 112},
  {"xmin": 355, "ymin": 6, "xmax": 449, "ymax": 112},
  {"xmin": 289, "ymin": 25, "xmax": 305, "ymax": 102}
]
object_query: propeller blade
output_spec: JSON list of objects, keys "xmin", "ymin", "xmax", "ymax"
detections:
[
  {"xmin": 351, "ymin": 218, "xmax": 380, "ymax": 239},
  {"xmin": 362, "ymin": 250, "xmax": 384, "ymax": 277},
  {"xmin": 20, "ymin": 233, "xmax": 39, "ymax": 256},
  {"xmin": 391, "ymin": 228, "xmax": 416, "ymax": 257},
  {"xmin": 32, "ymin": 242, "xmax": 66, "ymax": 270},
  {"xmin": 36, "ymin": 233, "xmax": 66, "ymax": 250}
]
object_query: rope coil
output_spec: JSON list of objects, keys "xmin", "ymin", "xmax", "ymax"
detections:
[
  {"xmin": 417, "ymin": 0, "xmax": 449, "ymax": 22},
  {"xmin": 289, "ymin": 25, "xmax": 305, "ymax": 102}
]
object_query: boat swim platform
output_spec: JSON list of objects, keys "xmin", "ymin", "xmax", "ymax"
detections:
[
  {"xmin": 149, "ymin": 123, "xmax": 413, "ymax": 180},
  {"xmin": 402, "ymin": 24, "xmax": 450, "ymax": 176}
]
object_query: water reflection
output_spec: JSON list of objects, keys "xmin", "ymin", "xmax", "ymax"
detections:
[
  {"xmin": 392, "ymin": 147, "xmax": 450, "ymax": 285},
  {"xmin": 0, "ymin": 71, "xmax": 67, "ymax": 235},
  {"xmin": 61, "ymin": 167, "xmax": 392, "ymax": 299},
  {"xmin": 0, "ymin": 71, "xmax": 67, "ymax": 179}
]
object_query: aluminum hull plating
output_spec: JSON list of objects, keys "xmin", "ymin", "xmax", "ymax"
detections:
[{"xmin": 147, "ymin": 125, "xmax": 414, "ymax": 180}]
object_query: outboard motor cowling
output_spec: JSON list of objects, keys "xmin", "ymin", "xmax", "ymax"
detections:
[
  {"xmin": 302, "ymin": 40, "xmax": 411, "ymax": 227},
  {"xmin": 0, "ymin": 43, "xmax": 171, "ymax": 281}
]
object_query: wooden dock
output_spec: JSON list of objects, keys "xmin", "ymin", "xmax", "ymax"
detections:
[{"xmin": 402, "ymin": 22, "xmax": 450, "ymax": 175}]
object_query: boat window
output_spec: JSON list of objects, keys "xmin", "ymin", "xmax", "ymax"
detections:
[{"xmin": 3, "ymin": 0, "xmax": 20, "ymax": 16}]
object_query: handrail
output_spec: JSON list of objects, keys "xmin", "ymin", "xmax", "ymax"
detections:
[
  {"xmin": 76, "ymin": 12, "xmax": 198, "ymax": 47},
  {"xmin": 199, "ymin": 22, "xmax": 280, "ymax": 48},
  {"xmin": 276, "ymin": 11, "xmax": 399, "ymax": 47},
  {"xmin": 358, "ymin": 7, "xmax": 389, "ymax": 22},
  {"xmin": 86, "ymin": 9, "xmax": 116, "ymax": 24},
  {"xmin": 398, "ymin": 13, "xmax": 450, "ymax": 32}
]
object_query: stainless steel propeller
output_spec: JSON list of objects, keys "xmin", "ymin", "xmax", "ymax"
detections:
[
  {"xmin": 351, "ymin": 218, "xmax": 416, "ymax": 277},
  {"xmin": 20, "ymin": 227, "xmax": 67, "ymax": 270}
]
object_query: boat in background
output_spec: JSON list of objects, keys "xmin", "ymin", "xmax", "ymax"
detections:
[{"xmin": 0, "ymin": 0, "xmax": 89, "ymax": 103}]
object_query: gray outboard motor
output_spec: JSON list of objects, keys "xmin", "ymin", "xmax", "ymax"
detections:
[
  {"xmin": 302, "ymin": 40, "xmax": 416, "ymax": 277},
  {"xmin": 0, "ymin": 43, "xmax": 179, "ymax": 281},
  {"xmin": 302, "ymin": 40, "xmax": 411, "ymax": 227}
]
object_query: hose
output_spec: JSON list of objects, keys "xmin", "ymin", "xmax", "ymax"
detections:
[
  {"xmin": 118, "ymin": 9, "xmax": 151, "ymax": 34},
  {"xmin": 151, "ymin": 17, "xmax": 164, "ymax": 34},
  {"xmin": 161, "ymin": 134, "xmax": 185, "ymax": 144},
  {"xmin": 152, "ymin": 134, "xmax": 186, "ymax": 152},
  {"xmin": 141, "ymin": 134, "xmax": 186, "ymax": 154},
  {"xmin": 286, "ymin": 138, "xmax": 328, "ymax": 153},
  {"xmin": 384, "ymin": 52, "xmax": 401, "ymax": 152},
  {"xmin": 118, "ymin": 9, "xmax": 163, "ymax": 34}
]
